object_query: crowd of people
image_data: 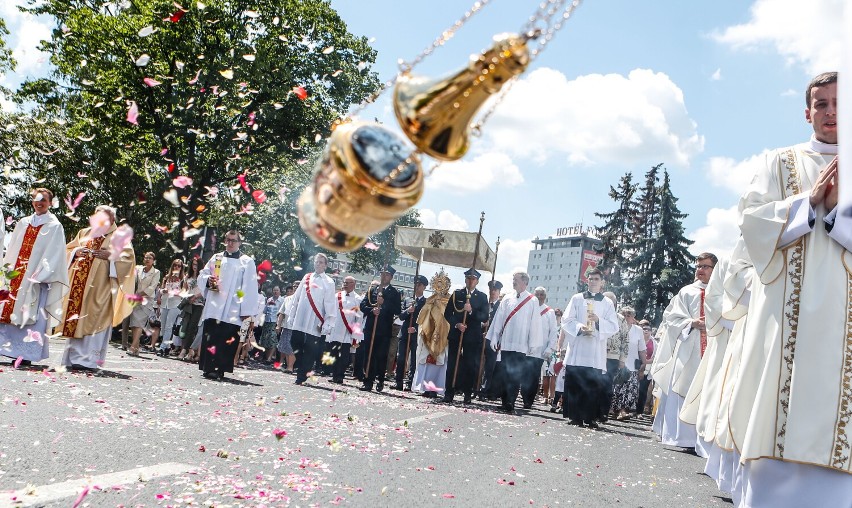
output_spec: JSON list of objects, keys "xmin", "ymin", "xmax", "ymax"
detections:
[{"xmin": 0, "ymin": 71, "xmax": 846, "ymax": 507}]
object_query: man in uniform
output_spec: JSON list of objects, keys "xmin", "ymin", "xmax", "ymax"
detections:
[
  {"xmin": 478, "ymin": 279, "xmax": 503, "ymax": 401},
  {"xmin": 441, "ymin": 268, "xmax": 489, "ymax": 404},
  {"xmin": 359, "ymin": 265, "xmax": 402, "ymax": 392},
  {"xmin": 395, "ymin": 274, "xmax": 428, "ymax": 391}
]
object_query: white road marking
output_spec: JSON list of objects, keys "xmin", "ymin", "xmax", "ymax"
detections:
[
  {"xmin": 106, "ymin": 368, "xmax": 174, "ymax": 373},
  {"xmin": 1, "ymin": 462, "xmax": 195, "ymax": 507},
  {"xmin": 397, "ymin": 411, "xmax": 449, "ymax": 425}
]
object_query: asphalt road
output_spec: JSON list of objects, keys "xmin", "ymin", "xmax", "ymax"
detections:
[{"xmin": 0, "ymin": 339, "xmax": 729, "ymax": 507}]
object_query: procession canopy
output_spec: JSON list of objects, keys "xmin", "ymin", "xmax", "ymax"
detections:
[{"xmin": 395, "ymin": 226, "xmax": 495, "ymax": 271}]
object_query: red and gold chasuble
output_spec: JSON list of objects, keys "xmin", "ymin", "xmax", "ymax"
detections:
[
  {"xmin": 62, "ymin": 236, "xmax": 106, "ymax": 337},
  {"xmin": 0, "ymin": 224, "xmax": 43, "ymax": 323}
]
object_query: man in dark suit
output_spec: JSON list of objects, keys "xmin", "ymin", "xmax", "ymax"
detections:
[
  {"xmin": 394, "ymin": 274, "xmax": 428, "ymax": 391},
  {"xmin": 358, "ymin": 265, "xmax": 402, "ymax": 392},
  {"xmin": 442, "ymin": 268, "xmax": 490, "ymax": 404},
  {"xmin": 479, "ymin": 279, "xmax": 503, "ymax": 400}
]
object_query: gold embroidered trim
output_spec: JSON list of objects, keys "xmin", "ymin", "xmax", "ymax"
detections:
[
  {"xmin": 776, "ymin": 149, "xmax": 802, "ymax": 457},
  {"xmin": 831, "ymin": 264, "xmax": 852, "ymax": 468}
]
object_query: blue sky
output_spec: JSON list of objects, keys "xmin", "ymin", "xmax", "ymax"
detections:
[{"xmin": 1, "ymin": 0, "xmax": 846, "ymax": 291}]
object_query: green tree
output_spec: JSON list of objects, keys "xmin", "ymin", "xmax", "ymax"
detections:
[
  {"xmin": 625, "ymin": 169, "xmax": 693, "ymax": 324},
  {"xmin": 594, "ymin": 171, "xmax": 638, "ymax": 301},
  {"xmin": 14, "ymin": 0, "xmax": 382, "ymax": 264}
]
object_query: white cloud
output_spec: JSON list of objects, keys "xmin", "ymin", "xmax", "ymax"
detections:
[
  {"xmin": 780, "ymin": 88, "xmax": 798, "ymax": 97},
  {"xmin": 688, "ymin": 205, "xmax": 741, "ymax": 258},
  {"xmin": 0, "ymin": 3, "xmax": 52, "ymax": 82},
  {"xmin": 706, "ymin": 150, "xmax": 769, "ymax": 194},
  {"xmin": 712, "ymin": 0, "xmax": 842, "ymax": 75},
  {"xmin": 711, "ymin": 68, "xmax": 722, "ymax": 81},
  {"xmin": 425, "ymin": 151, "xmax": 523, "ymax": 195},
  {"xmin": 482, "ymin": 67, "xmax": 704, "ymax": 168},
  {"xmin": 418, "ymin": 209, "xmax": 469, "ymax": 231}
]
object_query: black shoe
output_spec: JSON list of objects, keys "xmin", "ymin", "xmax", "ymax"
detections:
[
  {"xmin": 359, "ymin": 384, "xmax": 372, "ymax": 392},
  {"xmin": 294, "ymin": 380, "xmax": 304, "ymax": 386},
  {"xmin": 586, "ymin": 421, "xmax": 600, "ymax": 429},
  {"xmin": 202, "ymin": 371, "xmax": 217, "ymax": 379},
  {"xmin": 394, "ymin": 382, "xmax": 403, "ymax": 391},
  {"xmin": 440, "ymin": 396, "xmax": 453, "ymax": 404},
  {"xmin": 19, "ymin": 360, "xmax": 32, "ymax": 367},
  {"xmin": 522, "ymin": 402, "xmax": 533, "ymax": 410},
  {"xmin": 463, "ymin": 394, "xmax": 473, "ymax": 404},
  {"xmin": 376, "ymin": 381, "xmax": 384, "ymax": 393},
  {"xmin": 549, "ymin": 406, "xmax": 558, "ymax": 413},
  {"xmin": 403, "ymin": 385, "xmax": 412, "ymax": 392},
  {"xmin": 569, "ymin": 419, "xmax": 584, "ymax": 427}
]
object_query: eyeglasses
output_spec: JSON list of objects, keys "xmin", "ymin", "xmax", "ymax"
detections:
[
  {"xmin": 642, "ymin": 327, "xmax": 651, "ymax": 331},
  {"xmin": 696, "ymin": 264, "xmax": 713, "ymax": 270}
]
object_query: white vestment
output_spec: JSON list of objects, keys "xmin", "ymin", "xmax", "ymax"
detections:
[
  {"xmin": 532, "ymin": 304, "xmax": 558, "ymax": 359},
  {"xmin": 680, "ymin": 256, "xmax": 732, "ymax": 430},
  {"xmin": 560, "ymin": 293, "xmax": 618, "ymax": 370},
  {"xmin": 653, "ymin": 280, "xmax": 707, "ymax": 448},
  {"xmin": 0, "ymin": 213, "xmax": 69, "ymax": 362},
  {"xmin": 732, "ymin": 139, "xmax": 852, "ymax": 505},
  {"xmin": 197, "ymin": 253, "xmax": 259, "ymax": 326},
  {"xmin": 287, "ymin": 271, "xmax": 336, "ymax": 336},
  {"xmin": 327, "ymin": 290, "xmax": 363, "ymax": 344},
  {"xmin": 487, "ymin": 290, "xmax": 543, "ymax": 356}
]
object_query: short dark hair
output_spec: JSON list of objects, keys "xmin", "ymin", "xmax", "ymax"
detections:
[
  {"xmin": 587, "ymin": 268, "xmax": 603, "ymax": 279},
  {"xmin": 31, "ymin": 188, "xmax": 54, "ymax": 203},
  {"xmin": 696, "ymin": 252, "xmax": 718, "ymax": 266},
  {"xmin": 225, "ymin": 229, "xmax": 243, "ymax": 241},
  {"xmin": 806, "ymin": 72, "xmax": 837, "ymax": 107}
]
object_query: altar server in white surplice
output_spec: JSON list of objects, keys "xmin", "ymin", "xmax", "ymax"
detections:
[
  {"xmin": 197, "ymin": 230, "xmax": 259, "ymax": 380},
  {"xmin": 327, "ymin": 276, "xmax": 362, "ymax": 384},
  {"xmin": 287, "ymin": 252, "xmax": 336, "ymax": 385},
  {"xmin": 560, "ymin": 268, "xmax": 618, "ymax": 429},
  {"xmin": 731, "ymin": 72, "xmax": 852, "ymax": 507},
  {"xmin": 651, "ymin": 252, "xmax": 717, "ymax": 450},
  {"xmin": 487, "ymin": 271, "xmax": 543, "ymax": 415},
  {"xmin": 0, "ymin": 189, "xmax": 68, "ymax": 365}
]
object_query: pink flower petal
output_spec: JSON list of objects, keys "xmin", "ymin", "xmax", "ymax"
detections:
[
  {"xmin": 13, "ymin": 356, "xmax": 23, "ymax": 369},
  {"xmin": 143, "ymin": 77, "xmax": 161, "ymax": 87},
  {"xmin": 126, "ymin": 101, "xmax": 139, "ymax": 125},
  {"xmin": 71, "ymin": 486, "xmax": 89, "ymax": 508},
  {"xmin": 109, "ymin": 225, "xmax": 134, "ymax": 261},
  {"xmin": 88, "ymin": 210, "xmax": 112, "ymax": 238},
  {"xmin": 172, "ymin": 175, "xmax": 193, "ymax": 189}
]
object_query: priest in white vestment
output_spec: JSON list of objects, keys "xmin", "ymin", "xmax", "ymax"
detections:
[
  {"xmin": 560, "ymin": 268, "xmax": 618, "ymax": 428},
  {"xmin": 731, "ymin": 72, "xmax": 852, "ymax": 507},
  {"xmin": 287, "ymin": 252, "xmax": 336, "ymax": 385},
  {"xmin": 487, "ymin": 272, "xmax": 543, "ymax": 415},
  {"xmin": 0, "ymin": 189, "xmax": 68, "ymax": 365},
  {"xmin": 680, "ymin": 254, "xmax": 732, "ymax": 458},
  {"xmin": 327, "ymin": 276, "xmax": 362, "ymax": 384},
  {"xmin": 197, "ymin": 230, "xmax": 258, "ymax": 380},
  {"xmin": 652, "ymin": 252, "xmax": 717, "ymax": 449}
]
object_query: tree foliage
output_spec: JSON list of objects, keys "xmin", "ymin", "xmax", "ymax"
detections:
[
  {"xmin": 594, "ymin": 164, "xmax": 694, "ymax": 324},
  {"xmin": 6, "ymin": 0, "xmax": 420, "ymax": 274},
  {"xmin": 593, "ymin": 172, "xmax": 638, "ymax": 300}
]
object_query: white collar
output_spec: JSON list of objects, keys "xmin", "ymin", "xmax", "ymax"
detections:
[
  {"xmin": 30, "ymin": 212, "xmax": 52, "ymax": 227},
  {"xmin": 807, "ymin": 134, "xmax": 838, "ymax": 154}
]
